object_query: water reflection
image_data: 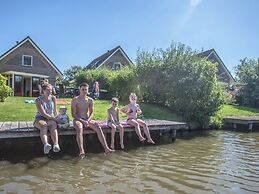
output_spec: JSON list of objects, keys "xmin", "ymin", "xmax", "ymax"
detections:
[{"xmin": 0, "ymin": 131, "xmax": 259, "ymax": 194}]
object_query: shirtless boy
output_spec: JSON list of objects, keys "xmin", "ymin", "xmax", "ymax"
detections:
[
  {"xmin": 71, "ymin": 83, "xmax": 114, "ymax": 157},
  {"xmin": 107, "ymin": 98, "xmax": 124, "ymax": 150}
]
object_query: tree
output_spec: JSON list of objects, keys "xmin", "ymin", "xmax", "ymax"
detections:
[
  {"xmin": 136, "ymin": 43, "xmax": 225, "ymax": 128},
  {"xmin": 235, "ymin": 58, "xmax": 259, "ymax": 107},
  {"xmin": 0, "ymin": 74, "xmax": 12, "ymax": 102},
  {"xmin": 63, "ymin": 65, "xmax": 83, "ymax": 86}
]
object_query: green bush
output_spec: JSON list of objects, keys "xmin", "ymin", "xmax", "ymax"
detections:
[
  {"xmin": 136, "ymin": 43, "xmax": 225, "ymax": 128},
  {"xmin": 235, "ymin": 58, "xmax": 259, "ymax": 107},
  {"xmin": 75, "ymin": 67, "xmax": 137, "ymax": 101},
  {"xmin": 0, "ymin": 74, "xmax": 12, "ymax": 102}
]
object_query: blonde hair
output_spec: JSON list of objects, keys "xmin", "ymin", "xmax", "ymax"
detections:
[{"xmin": 129, "ymin": 93, "xmax": 137, "ymax": 100}]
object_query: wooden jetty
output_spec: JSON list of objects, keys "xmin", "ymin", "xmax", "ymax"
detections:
[
  {"xmin": 0, "ymin": 119, "xmax": 188, "ymax": 140},
  {"xmin": 224, "ymin": 116, "xmax": 259, "ymax": 131}
]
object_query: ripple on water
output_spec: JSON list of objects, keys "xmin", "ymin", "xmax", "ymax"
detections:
[{"xmin": 0, "ymin": 131, "xmax": 259, "ymax": 193}]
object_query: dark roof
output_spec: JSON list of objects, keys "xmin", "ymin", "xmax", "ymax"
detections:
[
  {"xmin": 197, "ymin": 49, "xmax": 214, "ymax": 58},
  {"xmin": 197, "ymin": 49, "xmax": 235, "ymax": 82},
  {"xmin": 86, "ymin": 46, "xmax": 133, "ymax": 69},
  {"xmin": 0, "ymin": 36, "xmax": 63, "ymax": 76}
]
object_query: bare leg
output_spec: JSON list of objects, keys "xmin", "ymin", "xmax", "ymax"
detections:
[
  {"xmin": 35, "ymin": 120, "xmax": 48, "ymax": 145},
  {"xmin": 108, "ymin": 123, "xmax": 117, "ymax": 150},
  {"xmin": 126, "ymin": 119, "xmax": 146, "ymax": 141},
  {"xmin": 48, "ymin": 120, "xmax": 58, "ymax": 145},
  {"xmin": 117, "ymin": 124, "xmax": 124, "ymax": 149},
  {"xmin": 74, "ymin": 120, "xmax": 85, "ymax": 156},
  {"xmin": 89, "ymin": 121, "xmax": 114, "ymax": 154},
  {"xmin": 137, "ymin": 119, "xmax": 155, "ymax": 144}
]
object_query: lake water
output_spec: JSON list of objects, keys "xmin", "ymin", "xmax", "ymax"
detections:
[{"xmin": 0, "ymin": 131, "xmax": 259, "ymax": 194}]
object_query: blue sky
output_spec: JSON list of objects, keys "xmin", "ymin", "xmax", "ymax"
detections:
[{"xmin": 0, "ymin": 0, "xmax": 258, "ymax": 75}]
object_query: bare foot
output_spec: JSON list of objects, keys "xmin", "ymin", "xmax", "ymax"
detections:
[
  {"xmin": 139, "ymin": 137, "xmax": 146, "ymax": 142},
  {"xmin": 147, "ymin": 139, "xmax": 155, "ymax": 144},
  {"xmin": 105, "ymin": 148, "xmax": 115, "ymax": 154},
  {"xmin": 110, "ymin": 144, "xmax": 115, "ymax": 150},
  {"xmin": 120, "ymin": 143, "xmax": 125, "ymax": 149},
  {"xmin": 79, "ymin": 152, "xmax": 86, "ymax": 159}
]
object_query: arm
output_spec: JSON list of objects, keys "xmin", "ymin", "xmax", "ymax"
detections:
[
  {"xmin": 136, "ymin": 104, "xmax": 142, "ymax": 115},
  {"xmin": 87, "ymin": 98, "xmax": 94, "ymax": 121},
  {"xmin": 116, "ymin": 108, "xmax": 120, "ymax": 122},
  {"xmin": 120, "ymin": 105, "xmax": 129, "ymax": 115},
  {"xmin": 52, "ymin": 95, "xmax": 58, "ymax": 117}
]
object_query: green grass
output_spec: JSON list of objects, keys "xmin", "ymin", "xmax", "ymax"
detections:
[
  {"xmin": 217, "ymin": 104, "xmax": 259, "ymax": 117},
  {"xmin": 0, "ymin": 97, "xmax": 182, "ymax": 122}
]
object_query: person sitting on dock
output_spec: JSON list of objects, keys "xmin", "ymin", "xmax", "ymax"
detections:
[
  {"xmin": 34, "ymin": 83, "xmax": 61, "ymax": 154},
  {"xmin": 107, "ymin": 97, "xmax": 124, "ymax": 150},
  {"xmin": 122, "ymin": 93, "xmax": 155, "ymax": 144},
  {"xmin": 71, "ymin": 83, "xmax": 114, "ymax": 158}
]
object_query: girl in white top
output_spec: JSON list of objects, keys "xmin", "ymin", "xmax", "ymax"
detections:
[{"xmin": 122, "ymin": 93, "xmax": 155, "ymax": 144}]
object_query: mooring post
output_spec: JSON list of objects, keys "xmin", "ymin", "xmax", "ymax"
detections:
[{"xmin": 249, "ymin": 123, "xmax": 253, "ymax": 131}]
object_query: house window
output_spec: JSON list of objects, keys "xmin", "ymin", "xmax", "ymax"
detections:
[
  {"xmin": 22, "ymin": 55, "xmax": 33, "ymax": 66},
  {"xmin": 111, "ymin": 62, "xmax": 121, "ymax": 71}
]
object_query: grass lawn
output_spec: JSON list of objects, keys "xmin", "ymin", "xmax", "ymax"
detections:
[
  {"xmin": 0, "ymin": 97, "xmax": 182, "ymax": 122},
  {"xmin": 217, "ymin": 104, "xmax": 259, "ymax": 117}
]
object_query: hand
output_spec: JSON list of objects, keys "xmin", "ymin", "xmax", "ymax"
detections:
[
  {"xmin": 81, "ymin": 119, "xmax": 89, "ymax": 126},
  {"xmin": 54, "ymin": 118, "xmax": 63, "ymax": 124}
]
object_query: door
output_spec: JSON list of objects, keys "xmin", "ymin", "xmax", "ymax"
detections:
[
  {"xmin": 14, "ymin": 75, "xmax": 23, "ymax": 96},
  {"xmin": 32, "ymin": 77, "xmax": 40, "ymax": 97}
]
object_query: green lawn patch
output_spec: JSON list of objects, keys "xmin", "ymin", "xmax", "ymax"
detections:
[
  {"xmin": 0, "ymin": 97, "xmax": 182, "ymax": 122},
  {"xmin": 217, "ymin": 104, "xmax": 259, "ymax": 117}
]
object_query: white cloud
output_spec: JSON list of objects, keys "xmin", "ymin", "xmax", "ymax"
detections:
[{"xmin": 190, "ymin": 0, "xmax": 203, "ymax": 7}]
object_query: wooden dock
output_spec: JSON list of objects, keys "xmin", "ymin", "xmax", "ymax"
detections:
[
  {"xmin": 224, "ymin": 116, "xmax": 259, "ymax": 131},
  {"xmin": 0, "ymin": 119, "xmax": 188, "ymax": 140}
]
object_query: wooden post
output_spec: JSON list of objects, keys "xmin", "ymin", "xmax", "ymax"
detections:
[
  {"xmin": 233, "ymin": 123, "xmax": 237, "ymax": 129},
  {"xmin": 249, "ymin": 123, "xmax": 253, "ymax": 131}
]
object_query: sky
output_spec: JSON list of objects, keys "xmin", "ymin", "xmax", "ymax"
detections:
[{"xmin": 0, "ymin": 0, "xmax": 259, "ymax": 76}]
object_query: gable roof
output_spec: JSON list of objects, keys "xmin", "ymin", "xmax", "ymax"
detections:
[
  {"xmin": 86, "ymin": 46, "xmax": 133, "ymax": 69},
  {"xmin": 0, "ymin": 36, "xmax": 63, "ymax": 76},
  {"xmin": 198, "ymin": 49, "xmax": 235, "ymax": 83}
]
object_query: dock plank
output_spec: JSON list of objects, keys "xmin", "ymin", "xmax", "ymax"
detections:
[
  {"xmin": 0, "ymin": 122, "xmax": 3, "ymax": 130},
  {"xmin": 10, "ymin": 122, "xmax": 19, "ymax": 130},
  {"xmin": 19, "ymin": 121, "xmax": 29, "ymax": 131},
  {"xmin": 1, "ymin": 122, "xmax": 12, "ymax": 131}
]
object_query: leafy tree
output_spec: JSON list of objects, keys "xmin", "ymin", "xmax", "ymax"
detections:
[
  {"xmin": 235, "ymin": 58, "xmax": 259, "ymax": 107},
  {"xmin": 0, "ymin": 74, "xmax": 12, "ymax": 102},
  {"xmin": 136, "ymin": 43, "xmax": 225, "ymax": 128},
  {"xmin": 63, "ymin": 65, "xmax": 83, "ymax": 86}
]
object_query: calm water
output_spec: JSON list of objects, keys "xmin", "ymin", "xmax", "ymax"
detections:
[{"xmin": 0, "ymin": 131, "xmax": 259, "ymax": 194}]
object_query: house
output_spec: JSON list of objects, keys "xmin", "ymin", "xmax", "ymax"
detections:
[
  {"xmin": 0, "ymin": 36, "xmax": 62, "ymax": 97},
  {"xmin": 198, "ymin": 49, "xmax": 235, "ymax": 84},
  {"xmin": 86, "ymin": 46, "xmax": 133, "ymax": 70}
]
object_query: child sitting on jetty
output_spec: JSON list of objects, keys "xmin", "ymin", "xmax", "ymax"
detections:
[
  {"xmin": 57, "ymin": 106, "xmax": 69, "ymax": 129},
  {"xmin": 122, "ymin": 93, "xmax": 155, "ymax": 144},
  {"xmin": 107, "ymin": 98, "xmax": 124, "ymax": 149}
]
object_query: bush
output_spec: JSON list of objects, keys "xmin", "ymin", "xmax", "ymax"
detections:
[
  {"xmin": 0, "ymin": 74, "xmax": 12, "ymax": 102},
  {"xmin": 136, "ymin": 43, "xmax": 225, "ymax": 128},
  {"xmin": 235, "ymin": 58, "xmax": 259, "ymax": 107},
  {"xmin": 75, "ymin": 67, "xmax": 137, "ymax": 101}
]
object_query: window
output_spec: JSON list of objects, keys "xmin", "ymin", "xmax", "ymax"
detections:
[
  {"xmin": 111, "ymin": 62, "xmax": 121, "ymax": 71},
  {"xmin": 22, "ymin": 55, "xmax": 33, "ymax": 66}
]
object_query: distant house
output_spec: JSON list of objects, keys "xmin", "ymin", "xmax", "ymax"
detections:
[
  {"xmin": 0, "ymin": 36, "xmax": 62, "ymax": 97},
  {"xmin": 86, "ymin": 46, "xmax": 133, "ymax": 70},
  {"xmin": 198, "ymin": 49, "xmax": 235, "ymax": 84}
]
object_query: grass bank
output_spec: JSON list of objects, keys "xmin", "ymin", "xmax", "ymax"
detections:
[{"xmin": 0, "ymin": 97, "xmax": 182, "ymax": 122}]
